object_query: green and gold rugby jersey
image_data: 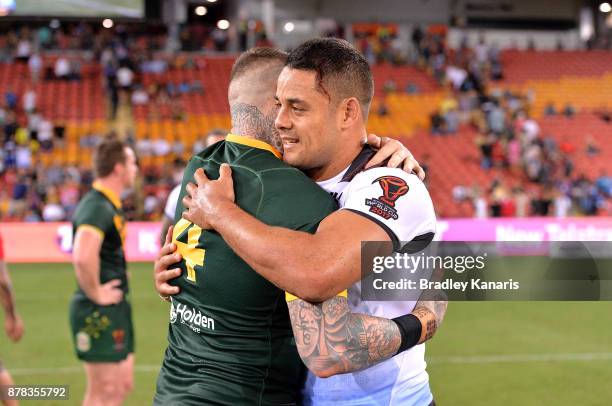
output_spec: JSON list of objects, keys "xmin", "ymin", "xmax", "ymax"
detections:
[
  {"xmin": 154, "ymin": 134, "xmax": 337, "ymax": 406},
  {"xmin": 71, "ymin": 182, "xmax": 128, "ymax": 299}
]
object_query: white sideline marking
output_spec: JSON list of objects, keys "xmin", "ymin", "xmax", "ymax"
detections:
[{"xmin": 9, "ymin": 353, "xmax": 612, "ymax": 375}]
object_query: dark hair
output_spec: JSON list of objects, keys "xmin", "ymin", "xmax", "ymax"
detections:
[
  {"xmin": 286, "ymin": 38, "xmax": 374, "ymax": 117},
  {"xmin": 93, "ymin": 136, "xmax": 128, "ymax": 178},
  {"xmin": 230, "ymin": 47, "xmax": 288, "ymax": 82}
]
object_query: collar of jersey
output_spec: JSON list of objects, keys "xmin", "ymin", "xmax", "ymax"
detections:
[
  {"xmin": 225, "ymin": 133, "xmax": 282, "ymax": 159},
  {"xmin": 92, "ymin": 181, "xmax": 122, "ymax": 209}
]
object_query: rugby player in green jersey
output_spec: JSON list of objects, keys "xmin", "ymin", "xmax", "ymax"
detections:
[
  {"xmin": 70, "ymin": 137, "xmax": 138, "ymax": 406},
  {"xmin": 152, "ymin": 48, "xmax": 424, "ymax": 406}
]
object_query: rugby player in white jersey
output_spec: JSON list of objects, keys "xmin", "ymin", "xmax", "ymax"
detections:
[{"xmin": 158, "ymin": 39, "xmax": 447, "ymax": 405}]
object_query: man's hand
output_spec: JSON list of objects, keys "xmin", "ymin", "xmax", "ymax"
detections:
[
  {"xmin": 5, "ymin": 313, "xmax": 23, "ymax": 342},
  {"xmin": 183, "ymin": 164, "xmax": 235, "ymax": 229},
  {"xmin": 93, "ymin": 279, "xmax": 123, "ymax": 305},
  {"xmin": 364, "ymin": 134, "xmax": 425, "ymax": 180},
  {"xmin": 155, "ymin": 226, "xmax": 182, "ymax": 300}
]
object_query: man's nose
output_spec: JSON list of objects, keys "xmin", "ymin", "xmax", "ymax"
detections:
[{"xmin": 275, "ymin": 106, "xmax": 291, "ymax": 130}]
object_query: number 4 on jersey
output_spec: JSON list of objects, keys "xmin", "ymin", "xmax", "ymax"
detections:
[{"xmin": 172, "ymin": 218, "xmax": 205, "ymax": 283}]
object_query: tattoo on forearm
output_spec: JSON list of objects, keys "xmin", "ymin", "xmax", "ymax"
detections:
[
  {"xmin": 413, "ymin": 291, "xmax": 448, "ymax": 344},
  {"xmin": 288, "ymin": 296, "xmax": 400, "ymax": 376}
]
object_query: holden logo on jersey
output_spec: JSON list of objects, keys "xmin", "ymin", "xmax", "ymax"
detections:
[
  {"xmin": 365, "ymin": 176, "xmax": 409, "ymax": 220},
  {"xmin": 169, "ymin": 300, "xmax": 215, "ymax": 332}
]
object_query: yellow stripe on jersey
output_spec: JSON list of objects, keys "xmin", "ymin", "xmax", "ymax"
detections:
[
  {"xmin": 92, "ymin": 181, "xmax": 122, "ymax": 209},
  {"xmin": 77, "ymin": 224, "xmax": 105, "ymax": 240},
  {"xmin": 226, "ymin": 133, "xmax": 282, "ymax": 159},
  {"xmin": 285, "ymin": 289, "xmax": 348, "ymax": 302}
]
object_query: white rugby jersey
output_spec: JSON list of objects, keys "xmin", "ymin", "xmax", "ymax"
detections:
[{"xmin": 303, "ymin": 146, "xmax": 437, "ymax": 405}]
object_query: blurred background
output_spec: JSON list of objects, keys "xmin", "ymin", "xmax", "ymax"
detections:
[
  {"xmin": 0, "ymin": 0, "xmax": 611, "ymax": 404},
  {"xmin": 0, "ymin": 0, "xmax": 611, "ymax": 224}
]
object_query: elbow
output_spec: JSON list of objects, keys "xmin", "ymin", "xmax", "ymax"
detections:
[
  {"xmin": 290, "ymin": 263, "xmax": 342, "ymax": 303},
  {"xmin": 311, "ymin": 368, "xmax": 336, "ymax": 379},
  {"xmin": 291, "ymin": 276, "xmax": 331, "ymax": 303},
  {"xmin": 304, "ymin": 359, "xmax": 344, "ymax": 379}
]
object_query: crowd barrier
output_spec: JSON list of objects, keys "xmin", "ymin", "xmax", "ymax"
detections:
[{"xmin": 2, "ymin": 218, "xmax": 612, "ymax": 263}]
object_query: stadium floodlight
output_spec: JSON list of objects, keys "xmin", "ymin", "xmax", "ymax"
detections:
[
  {"xmin": 600, "ymin": 2, "xmax": 612, "ymax": 13},
  {"xmin": 195, "ymin": 6, "xmax": 207, "ymax": 16},
  {"xmin": 284, "ymin": 22, "xmax": 295, "ymax": 33},
  {"xmin": 102, "ymin": 19, "xmax": 114, "ymax": 29},
  {"xmin": 217, "ymin": 19, "xmax": 230, "ymax": 30}
]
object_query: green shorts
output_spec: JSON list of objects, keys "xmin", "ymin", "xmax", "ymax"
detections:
[{"xmin": 69, "ymin": 296, "xmax": 134, "ymax": 363}]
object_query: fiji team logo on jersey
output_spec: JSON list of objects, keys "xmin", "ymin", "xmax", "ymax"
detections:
[{"xmin": 365, "ymin": 176, "xmax": 409, "ymax": 220}]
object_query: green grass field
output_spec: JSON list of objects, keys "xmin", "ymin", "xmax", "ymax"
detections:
[{"xmin": 1, "ymin": 263, "xmax": 611, "ymax": 405}]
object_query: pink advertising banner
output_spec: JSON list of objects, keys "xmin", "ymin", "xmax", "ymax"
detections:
[{"xmin": 2, "ymin": 217, "xmax": 612, "ymax": 263}]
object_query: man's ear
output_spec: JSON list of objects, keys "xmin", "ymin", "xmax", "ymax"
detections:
[{"xmin": 339, "ymin": 97, "xmax": 362, "ymax": 131}]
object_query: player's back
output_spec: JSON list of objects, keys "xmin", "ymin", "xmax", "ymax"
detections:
[{"xmin": 155, "ymin": 134, "xmax": 336, "ymax": 406}]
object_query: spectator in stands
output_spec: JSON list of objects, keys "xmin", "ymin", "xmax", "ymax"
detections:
[
  {"xmin": 54, "ymin": 57, "xmax": 71, "ymax": 80},
  {"xmin": 23, "ymin": 87, "xmax": 36, "ymax": 114},
  {"xmin": 15, "ymin": 35, "xmax": 32, "ymax": 62},
  {"xmin": 42, "ymin": 189, "xmax": 66, "ymax": 222},
  {"xmin": 136, "ymin": 134, "xmax": 153, "ymax": 157},
  {"xmin": 585, "ymin": 136, "xmax": 600, "ymax": 157},
  {"xmin": 430, "ymin": 110, "xmax": 444, "ymax": 135},
  {"xmin": 377, "ymin": 100, "xmax": 390, "ymax": 117},
  {"xmin": 131, "ymin": 85, "xmax": 149, "ymax": 105},
  {"xmin": 117, "ymin": 64, "xmax": 134, "ymax": 92},
  {"xmin": 544, "ymin": 102, "xmax": 557, "ymax": 116},
  {"xmin": 472, "ymin": 187, "xmax": 488, "ymax": 219},
  {"xmin": 487, "ymin": 100, "xmax": 506, "ymax": 134},
  {"xmin": 37, "ymin": 118, "xmax": 54, "ymax": 152},
  {"xmin": 405, "ymin": 82, "xmax": 420, "ymax": 94},
  {"xmin": 212, "ymin": 27, "xmax": 229, "ymax": 51},
  {"xmin": 563, "ymin": 103, "xmax": 576, "ymax": 118},
  {"xmin": 513, "ymin": 187, "xmax": 530, "ymax": 217},
  {"xmin": 444, "ymin": 108, "xmax": 459, "ymax": 134},
  {"xmin": 476, "ymin": 132, "xmax": 495, "ymax": 169},
  {"xmin": 554, "ymin": 191, "xmax": 572, "ymax": 218},
  {"xmin": 5, "ymin": 88, "xmax": 17, "ymax": 110},
  {"xmin": 28, "ymin": 53, "xmax": 42, "ymax": 83}
]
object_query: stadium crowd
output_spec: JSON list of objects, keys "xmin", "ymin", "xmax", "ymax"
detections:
[{"xmin": 0, "ymin": 21, "xmax": 609, "ymax": 222}]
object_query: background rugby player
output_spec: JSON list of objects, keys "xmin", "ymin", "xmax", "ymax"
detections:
[{"xmin": 69, "ymin": 137, "xmax": 138, "ymax": 406}]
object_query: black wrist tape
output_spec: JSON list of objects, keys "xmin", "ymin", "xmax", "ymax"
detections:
[{"xmin": 392, "ymin": 314, "xmax": 422, "ymax": 354}]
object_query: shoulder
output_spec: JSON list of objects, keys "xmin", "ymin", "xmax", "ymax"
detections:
[
  {"xmin": 343, "ymin": 167, "xmax": 436, "ymax": 246},
  {"xmin": 257, "ymin": 167, "xmax": 336, "ymax": 226},
  {"xmin": 73, "ymin": 190, "xmax": 113, "ymax": 221},
  {"xmin": 260, "ymin": 167, "xmax": 334, "ymax": 203},
  {"xmin": 348, "ymin": 167, "xmax": 428, "ymax": 196}
]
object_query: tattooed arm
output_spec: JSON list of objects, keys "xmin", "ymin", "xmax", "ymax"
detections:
[
  {"xmin": 411, "ymin": 267, "xmax": 449, "ymax": 342},
  {"xmin": 287, "ymin": 290, "xmax": 448, "ymax": 378},
  {"xmin": 287, "ymin": 296, "xmax": 401, "ymax": 378},
  {"xmin": 410, "ymin": 291, "xmax": 449, "ymax": 344}
]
